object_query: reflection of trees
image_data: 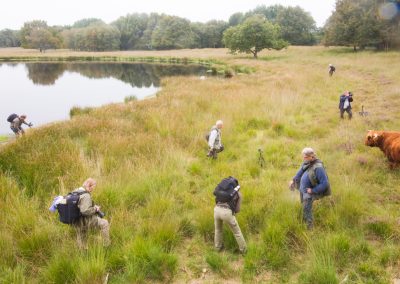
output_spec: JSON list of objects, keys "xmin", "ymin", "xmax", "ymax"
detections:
[
  {"xmin": 23, "ymin": 62, "xmax": 207, "ymax": 87},
  {"xmin": 26, "ymin": 63, "xmax": 66, "ymax": 85}
]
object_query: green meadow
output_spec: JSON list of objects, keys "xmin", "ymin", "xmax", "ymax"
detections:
[{"xmin": 0, "ymin": 46, "xmax": 400, "ymax": 283}]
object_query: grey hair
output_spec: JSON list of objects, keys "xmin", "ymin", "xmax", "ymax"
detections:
[
  {"xmin": 302, "ymin": 147, "xmax": 316, "ymax": 158},
  {"xmin": 216, "ymin": 120, "xmax": 223, "ymax": 126},
  {"xmin": 83, "ymin": 178, "xmax": 96, "ymax": 189}
]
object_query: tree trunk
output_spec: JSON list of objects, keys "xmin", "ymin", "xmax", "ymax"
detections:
[
  {"xmin": 253, "ymin": 51, "xmax": 258, "ymax": 58},
  {"xmin": 353, "ymin": 45, "xmax": 357, "ymax": 52}
]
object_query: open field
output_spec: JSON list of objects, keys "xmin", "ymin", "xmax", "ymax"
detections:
[{"xmin": 0, "ymin": 46, "xmax": 400, "ymax": 283}]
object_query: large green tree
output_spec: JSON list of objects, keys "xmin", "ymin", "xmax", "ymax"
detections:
[
  {"xmin": 151, "ymin": 15, "xmax": 196, "ymax": 49},
  {"xmin": 323, "ymin": 0, "xmax": 398, "ymax": 50},
  {"xmin": 62, "ymin": 23, "xmax": 120, "ymax": 51},
  {"xmin": 223, "ymin": 15, "xmax": 288, "ymax": 58},
  {"xmin": 0, "ymin": 29, "xmax": 20, "ymax": 47},
  {"xmin": 112, "ymin": 13, "xmax": 148, "ymax": 50},
  {"xmin": 276, "ymin": 6, "xmax": 317, "ymax": 45},
  {"xmin": 237, "ymin": 5, "xmax": 317, "ymax": 45},
  {"xmin": 20, "ymin": 20, "xmax": 62, "ymax": 51},
  {"xmin": 191, "ymin": 20, "xmax": 228, "ymax": 48}
]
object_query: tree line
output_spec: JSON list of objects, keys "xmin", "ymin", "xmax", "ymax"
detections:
[
  {"xmin": 0, "ymin": 1, "xmax": 399, "ymax": 52},
  {"xmin": 0, "ymin": 5, "xmax": 316, "ymax": 52}
]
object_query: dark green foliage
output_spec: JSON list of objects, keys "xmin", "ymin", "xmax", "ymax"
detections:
[
  {"xmin": 243, "ymin": 4, "xmax": 317, "ymax": 45},
  {"xmin": 223, "ymin": 15, "xmax": 288, "ymax": 58},
  {"xmin": 0, "ymin": 29, "xmax": 20, "ymax": 47},
  {"xmin": 151, "ymin": 16, "xmax": 196, "ymax": 50},
  {"xmin": 111, "ymin": 14, "xmax": 149, "ymax": 50},
  {"xmin": 20, "ymin": 20, "xmax": 62, "ymax": 51},
  {"xmin": 72, "ymin": 18, "xmax": 105, "ymax": 28},
  {"xmin": 62, "ymin": 23, "xmax": 121, "ymax": 51},
  {"xmin": 324, "ymin": 0, "xmax": 400, "ymax": 50}
]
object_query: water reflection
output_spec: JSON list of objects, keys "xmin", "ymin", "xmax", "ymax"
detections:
[
  {"xmin": 18, "ymin": 62, "xmax": 207, "ymax": 87},
  {"xmin": 0, "ymin": 62, "xmax": 208, "ymax": 134}
]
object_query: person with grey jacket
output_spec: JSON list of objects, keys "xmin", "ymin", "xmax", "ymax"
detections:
[
  {"xmin": 9, "ymin": 114, "xmax": 32, "ymax": 136},
  {"xmin": 72, "ymin": 178, "xmax": 110, "ymax": 248},
  {"xmin": 207, "ymin": 120, "xmax": 224, "ymax": 159}
]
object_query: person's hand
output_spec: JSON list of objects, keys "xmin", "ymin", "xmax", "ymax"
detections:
[
  {"xmin": 307, "ymin": 188, "xmax": 312, "ymax": 194},
  {"xmin": 28, "ymin": 122, "xmax": 33, "ymax": 127},
  {"xmin": 94, "ymin": 205, "xmax": 100, "ymax": 212}
]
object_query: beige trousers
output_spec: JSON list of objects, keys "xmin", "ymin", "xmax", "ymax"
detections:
[
  {"xmin": 76, "ymin": 216, "xmax": 110, "ymax": 248},
  {"xmin": 214, "ymin": 206, "xmax": 247, "ymax": 253}
]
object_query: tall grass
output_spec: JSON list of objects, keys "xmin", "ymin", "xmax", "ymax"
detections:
[{"xmin": 0, "ymin": 46, "xmax": 399, "ymax": 282}]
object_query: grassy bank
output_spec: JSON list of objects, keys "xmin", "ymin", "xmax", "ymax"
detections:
[{"xmin": 0, "ymin": 46, "xmax": 399, "ymax": 283}]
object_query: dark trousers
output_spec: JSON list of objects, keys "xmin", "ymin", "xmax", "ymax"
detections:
[
  {"xmin": 207, "ymin": 145, "xmax": 224, "ymax": 159},
  {"xmin": 300, "ymin": 192, "xmax": 314, "ymax": 229},
  {"xmin": 340, "ymin": 108, "xmax": 352, "ymax": 119}
]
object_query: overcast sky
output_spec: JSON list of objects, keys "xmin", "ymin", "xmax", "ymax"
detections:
[{"xmin": 1, "ymin": 0, "xmax": 336, "ymax": 30}]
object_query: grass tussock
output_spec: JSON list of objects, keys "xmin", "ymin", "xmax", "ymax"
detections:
[{"xmin": 0, "ymin": 46, "xmax": 399, "ymax": 282}]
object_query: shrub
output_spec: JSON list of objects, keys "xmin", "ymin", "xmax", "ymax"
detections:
[
  {"xmin": 40, "ymin": 252, "xmax": 78, "ymax": 283},
  {"xmin": 205, "ymin": 251, "xmax": 230, "ymax": 276},
  {"xmin": 75, "ymin": 246, "xmax": 107, "ymax": 283},
  {"xmin": 124, "ymin": 95, "xmax": 137, "ymax": 103},
  {"xmin": 0, "ymin": 265, "xmax": 26, "ymax": 284},
  {"xmin": 124, "ymin": 237, "xmax": 177, "ymax": 282},
  {"xmin": 366, "ymin": 219, "xmax": 394, "ymax": 240},
  {"xmin": 70, "ymin": 106, "xmax": 93, "ymax": 117}
]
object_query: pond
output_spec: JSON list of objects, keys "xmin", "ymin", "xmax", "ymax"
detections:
[{"xmin": 0, "ymin": 62, "xmax": 209, "ymax": 135}]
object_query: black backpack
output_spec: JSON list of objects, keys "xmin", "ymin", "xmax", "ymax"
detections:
[
  {"xmin": 57, "ymin": 191, "xmax": 88, "ymax": 224},
  {"xmin": 7, "ymin": 113, "xmax": 18, "ymax": 123},
  {"xmin": 213, "ymin": 176, "xmax": 239, "ymax": 203}
]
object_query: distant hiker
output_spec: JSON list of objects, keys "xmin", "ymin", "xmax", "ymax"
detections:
[
  {"xmin": 328, "ymin": 64, "xmax": 335, "ymax": 76},
  {"xmin": 71, "ymin": 178, "xmax": 110, "ymax": 248},
  {"xmin": 213, "ymin": 176, "xmax": 247, "ymax": 254},
  {"xmin": 207, "ymin": 120, "xmax": 224, "ymax": 159},
  {"xmin": 7, "ymin": 114, "xmax": 32, "ymax": 137},
  {"xmin": 339, "ymin": 91, "xmax": 353, "ymax": 119},
  {"xmin": 289, "ymin": 148, "xmax": 330, "ymax": 230}
]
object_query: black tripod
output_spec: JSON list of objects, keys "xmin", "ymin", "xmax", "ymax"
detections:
[{"xmin": 258, "ymin": 148, "xmax": 266, "ymax": 168}]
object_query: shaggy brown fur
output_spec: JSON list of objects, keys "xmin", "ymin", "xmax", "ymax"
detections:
[{"xmin": 365, "ymin": 130, "xmax": 400, "ymax": 168}]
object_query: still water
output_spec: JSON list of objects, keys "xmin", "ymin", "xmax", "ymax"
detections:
[{"xmin": 0, "ymin": 62, "xmax": 208, "ymax": 135}]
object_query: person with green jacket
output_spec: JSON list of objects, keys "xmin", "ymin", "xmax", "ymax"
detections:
[{"xmin": 72, "ymin": 178, "xmax": 110, "ymax": 248}]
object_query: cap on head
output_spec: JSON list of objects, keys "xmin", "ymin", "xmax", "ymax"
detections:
[
  {"xmin": 329, "ymin": 64, "xmax": 332, "ymax": 66},
  {"xmin": 20, "ymin": 114, "xmax": 27, "ymax": 119},
  {"xmin": 216, "ymin": 120, "xmax": 223, "ymax": 127},
  {"xmin": 302, "ymin": 147, "xmax": 316, "ymax": 158}
]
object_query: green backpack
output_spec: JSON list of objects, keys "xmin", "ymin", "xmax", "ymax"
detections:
[{"xmin": 307, "ymin": 161, "xmax": 331, "ymax": 198}]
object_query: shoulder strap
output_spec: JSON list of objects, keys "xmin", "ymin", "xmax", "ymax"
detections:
[
  {"xmin": 69, "ymin": 190, "xmax": 89, "ymax": 196},
  {"xmin": 307, "ymin": 162, "xmax": 324, "ymax": 187}
]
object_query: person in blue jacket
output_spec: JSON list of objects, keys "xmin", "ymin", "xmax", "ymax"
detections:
[
  {"xmin": 339, "ymin": 91, "xmax": 353, "ymax": 119},
  {"xmin": 289, "ymin": 147, "xmax": 330, "ymax": 230}
]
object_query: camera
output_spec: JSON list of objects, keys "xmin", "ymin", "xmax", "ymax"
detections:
[{"xmin": 97, "ymin": 211, "xmax": 106, "ymax": 218}]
